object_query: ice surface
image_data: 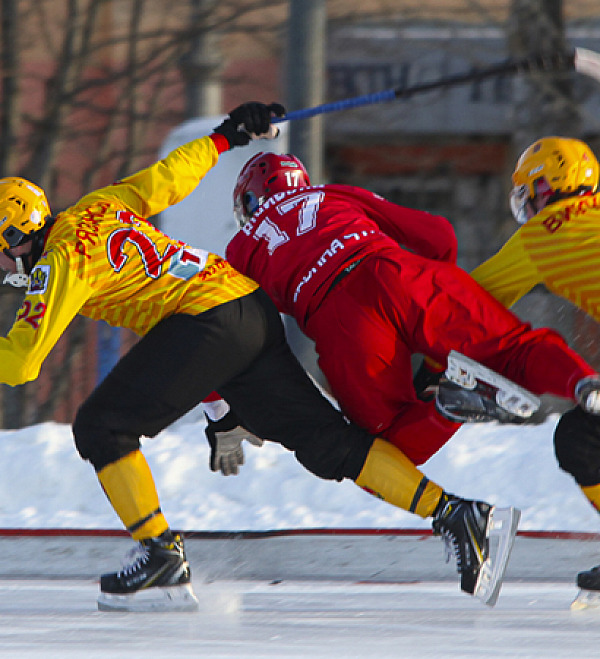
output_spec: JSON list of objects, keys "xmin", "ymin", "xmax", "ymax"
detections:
[
  {"xmin": 2, "ymin": 403, "xmax": 600, "ymax": 656},
  {"xmin": 0, "ymin": 579, "xmax": 599, "ymax": 658}
]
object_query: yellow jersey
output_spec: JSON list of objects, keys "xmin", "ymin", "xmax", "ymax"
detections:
[
  {"xmin": 471, "ymin": 192, "xmax": 600, "ymax": 319},
  {"xmin": 0, "ymin": 135, "xmax": 258, "ymax": 385}
]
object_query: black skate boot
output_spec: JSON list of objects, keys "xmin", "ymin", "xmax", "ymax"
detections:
[
  {"xmin": 98, "ymin": 530, "xmax": 199, "ymax": 612},
  {"xmin": 413, "ymin": 360, "xmax": 443, "ymax": 402},
  {"xmin": 572, "ymin": 565, "xmax": 600, "ymax": 609},
  {"xmin": 432, "ymin": 494, "xmax": 520, "ymax": 606},
  {"xmin": 577, "ymin": 565, "xmax": 600, "ymax": 590},
  {"xmin": 438, "ymin": 350, "xmax": 540, "ymax": 422},
  {"xmin": 436, "ymin": 380, "xmax": 524, "ymax": 423},
  {"xmin": 433, "ymin": 495, "xmax": 491, "ymax": 594}
]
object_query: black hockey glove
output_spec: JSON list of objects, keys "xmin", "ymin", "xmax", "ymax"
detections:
[
  {"xmin": 213, "ymin": 102, "xmax": 286, "ymax": 148},
  {"xmin": 205, "ymin": 410, "xmax": 264, "ymax": 476},
  {"xmin": 413, "ymin": 359, "xmax": 444, "ymax": 402}
]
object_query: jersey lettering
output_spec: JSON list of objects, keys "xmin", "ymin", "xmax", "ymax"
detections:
[
  {"xmin": 16, "ymin": 300, "xmax": 47, "ymax": 330},
  {"xmin": 542, "ymin": 215, "xmax": 562, "ymax": 233},
  {"xmin": 542, "ymin": 195, "xmax": 600, "ymax": 234},
  {"xmin": 116, "ymin": 209, "xmax": 142, "ymax": 227},
  {"xmin": 75, "ymin": 201, "xmax": 111, "ymax": 259}
]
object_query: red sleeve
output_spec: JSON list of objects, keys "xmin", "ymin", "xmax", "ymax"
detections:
[{"xmin": 353, "ymin": 189, "xmax": 457, "ymax": 263}]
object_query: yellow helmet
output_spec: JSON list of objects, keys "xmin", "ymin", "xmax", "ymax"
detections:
[
  {"xmin": 0, "ymin": 177, "xmax": 51, "ymax": 251},
  {"xmin": 510, "ymin": 137, "xmax": 600, "ymax": 224}
]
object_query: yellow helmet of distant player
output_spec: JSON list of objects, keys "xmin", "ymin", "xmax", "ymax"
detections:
[
  {"xmin": 0, "ymin": 177, "xmax": 51, "ymax": 251},
  {"xmin": 510, "ymin": 137, "xmax": 600, "ymax": 224}
]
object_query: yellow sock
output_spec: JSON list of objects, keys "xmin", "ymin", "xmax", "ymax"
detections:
[
  {"xmin": 355, "ymin": 438, "xmax": 443, "ymax": 518},
  {"xmin": 98, "ymin": 450, "xmax": 169, "ymax": 540},
  {"xmin": 581, "ymin": 483, "xmax": 600, "ymax": 513}
]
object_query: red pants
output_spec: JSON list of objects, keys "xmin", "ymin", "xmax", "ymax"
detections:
[{"xmin": 304, "ymin": 249, "xmax": 595, "ymax": 465}]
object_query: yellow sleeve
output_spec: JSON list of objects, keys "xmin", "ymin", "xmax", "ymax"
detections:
[
  {"xmin": 471, "ymin": 231, "xmax": 542, "ymax": 308},
  {"xmin": 0, "ymin": 250, "xmax": 95, "ymax": 385},
  {"xmin": 78, "ymin": 135, "xmax": 220, "ymax": 218}
]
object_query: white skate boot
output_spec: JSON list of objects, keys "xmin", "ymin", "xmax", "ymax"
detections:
[{"xmin": 436, "ymin": 351, "xmax": 540, "ymax": 423}]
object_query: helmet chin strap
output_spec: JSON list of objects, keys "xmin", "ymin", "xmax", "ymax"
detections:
[{"xmin": 3, "ymin": 256, "xmax": 30, "ymax": 288}]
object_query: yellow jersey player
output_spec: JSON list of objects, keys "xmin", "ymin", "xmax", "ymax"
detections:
[
  {"xmin": 471, "ymin": 136, "xmax": 600, "ymax": 607},
  {"xmin": 0, "ymin": 102, "xmax": 520, "ymax": 611}
]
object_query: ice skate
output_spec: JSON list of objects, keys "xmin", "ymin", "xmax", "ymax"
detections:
[
  {"xmin": 432, "ymin": 494, "xmax": 520, "ymax": 606},
  {"xmin": 97, "ymin": 531, "xmax": 199, "ymax": 612},
  {"xmin": 437, "ymin": 351, "xmax": 540, "ymax": 422},
  {"xmin": 571, "ymin": 565, "xmax": 600, "ymax": 610}
]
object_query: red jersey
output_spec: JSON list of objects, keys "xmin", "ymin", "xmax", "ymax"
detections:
[{"xmin": 226, "ymin": 184, "xmax": 457, "ymax": 329}]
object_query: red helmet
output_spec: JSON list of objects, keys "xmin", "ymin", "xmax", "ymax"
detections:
[{"xmin": 233, "ymin": 152, "xmax": 310, "ymax": 227}]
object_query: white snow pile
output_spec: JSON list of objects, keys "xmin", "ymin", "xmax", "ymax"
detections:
[{"xmin": 0, "ymin": 411, "xmax": 597, "ymax": 533}]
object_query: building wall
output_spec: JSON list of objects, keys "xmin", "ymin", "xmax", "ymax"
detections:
[{"xmin": 5, "ymin": 5, "xmax": 600, "ymax": 424}]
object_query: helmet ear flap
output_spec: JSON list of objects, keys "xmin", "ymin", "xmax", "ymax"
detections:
[{"xmin": 2, "ymin": 224, "xmax": 27, "ymax": 248}]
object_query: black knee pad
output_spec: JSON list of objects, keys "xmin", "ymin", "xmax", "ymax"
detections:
[
  {"xmin": 73, "ymin": 403, "xmax": 140, "ymax": 471},
  {"xmin": 293, "ymin": 422, "xmax": 374, "ymax": 482},
  {"xmin": 554, "ymin": 406, "xmax": 600, "ymax": 486}
]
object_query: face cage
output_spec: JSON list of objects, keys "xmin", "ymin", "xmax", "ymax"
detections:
[
  {"xmin": 233, "ymin": 198, "xmax": 246, "ymax": 228},
  {"xmin": 509, "ymin": 184, "xmax": 531, "ymax": 225},
  {"xmin": 234, "ymin": 191, "xmax": 263, "ymax": 228}
]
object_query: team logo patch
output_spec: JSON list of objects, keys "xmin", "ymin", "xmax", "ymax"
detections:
[{"xmin": 28, "ymin": 264, "xmax": 50, "ymax": 294}]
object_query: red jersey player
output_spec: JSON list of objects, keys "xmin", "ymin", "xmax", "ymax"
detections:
[{"xmin": 225, "ymin": 152, "xmax": 600, "ymax": 468}]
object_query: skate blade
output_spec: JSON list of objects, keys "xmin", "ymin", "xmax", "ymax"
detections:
[
  {"xmin": 474, "ymin": 506, "xmax": 521, "ymax": 607},
  {"xmin": 98, "ymin": 582, "xmax": 200, "ymax": 612},
  {"xmin": 571, "ymin": 589, "xmax": 600, "ymax": 611},
  {"xmin": 446, "ymin": 351, "xmax": 540, "ymax": 418}
]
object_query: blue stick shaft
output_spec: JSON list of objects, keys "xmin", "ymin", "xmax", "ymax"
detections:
[
  {"xmin": 273, "ymin": 89, "xmax": 397, "ymax": 123},
  {"xmin": 273, "ymin": 51, "xmax": 576, "ymax": 124}
]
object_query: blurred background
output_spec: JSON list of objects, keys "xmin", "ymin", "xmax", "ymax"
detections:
[{"xmin": 1, "ymin": 0, "xmax": 599, "ymax": 428}]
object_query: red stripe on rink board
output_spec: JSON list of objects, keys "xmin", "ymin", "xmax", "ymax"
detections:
[
  {"xmin": 0, "ymin": 529, "xmax": 130, "ymax": 537},
  {"xmin": 0, "ymin": 528, "xmax": 598, "ymax": 541}
]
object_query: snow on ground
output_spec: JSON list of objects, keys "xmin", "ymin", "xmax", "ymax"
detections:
[
  {"xmin": 0, "ymin": 408, "xmax": 597, "ymax": 533},
  {"xmin": 3, "ymin": 409, "xmax": 600, "ymax": 659}
]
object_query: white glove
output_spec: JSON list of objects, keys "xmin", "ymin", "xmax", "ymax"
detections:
[
  {"xmin": 204, "ymin": 410, "xmax": 264, "ymax": 476},
  {"xmin": 576, "ymin": 376, "xmax": 600, "ymax": 414}
]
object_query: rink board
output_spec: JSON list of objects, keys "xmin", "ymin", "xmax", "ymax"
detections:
[
  {"xmin": 2, "ymin": 530, "xmax": 599, "ymax": 657},
  {"xmin": 0, "ymin": 528, "xmax": 597, "ymax": 582}
]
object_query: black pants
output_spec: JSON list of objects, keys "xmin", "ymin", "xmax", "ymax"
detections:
[
  {"xmin": 554, "ymin": 406, "xmax": 600, "ymax": 486},
  {"xmin": 73, "ymin": 288, "xmax": 373, "ymax": 481}
]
